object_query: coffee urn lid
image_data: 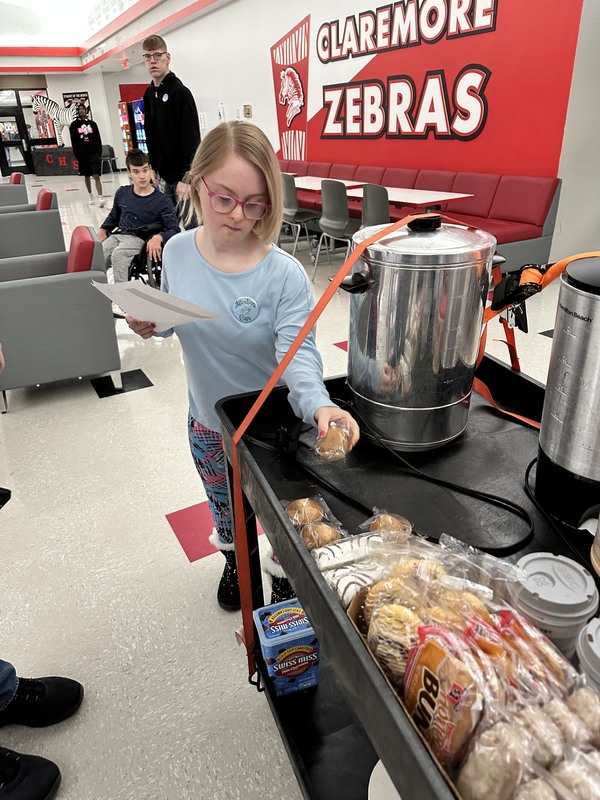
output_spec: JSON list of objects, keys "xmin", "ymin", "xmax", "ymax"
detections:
[
  {"xmin": 565, "ymin": 256, "xmax": 600, "ymax": 296},
  {"xmin": 353, "ymin": 215, "xmax": 497, "ymax": 266}
]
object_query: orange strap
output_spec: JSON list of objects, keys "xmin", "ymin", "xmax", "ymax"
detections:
[
  {"xmin": 232, "ymin": 213, "xmax": 428, "ymax": 677},
  {"xmin": 474, "ymin": 251, "xmax": 600, "ymax": 428}
]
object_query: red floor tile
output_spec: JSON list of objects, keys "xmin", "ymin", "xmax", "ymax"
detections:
[{"xmin": 166, "ymin": 501, "xmax": 263, "ymax": 562}]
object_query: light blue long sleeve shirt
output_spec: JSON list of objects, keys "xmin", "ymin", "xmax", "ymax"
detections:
[{"xmin": 159, "ymin": 230, "xmax": 332, "ymax": 432}]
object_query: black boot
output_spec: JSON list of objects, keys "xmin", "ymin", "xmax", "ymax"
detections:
[
  {"xmin": 0, "ymin": 746, "xmax": 61, "ymax": 800},
  {"xmin": 270, "ymin": 576, "xmax": 295, "ymax": 605},
  {"xmin": 218, "ymin": 550, "xmax": 241, "ymax": 612}
]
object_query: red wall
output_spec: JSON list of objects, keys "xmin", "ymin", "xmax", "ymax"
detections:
[
  {"xmin": 272, "ymin": 1, "xmax": 585, "ymax": 177},
  {"xmin": 119, "ymin": 83, "xmax": 148, "ymax": 102}
]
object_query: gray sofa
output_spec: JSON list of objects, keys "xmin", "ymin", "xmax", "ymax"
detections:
[
  {"xmin": 0, "ymin": 189, "xmax": 58, "ymax": 215},
  {"xmin": 0, "ymin": 209, "xmax": 65, "ymax": 258},
  {"xmin": 0, "ymin": 184, "xmax": 27, "ymax": 206},
  {"xmin": 0, "ymin": 225, "xmax": 122, "ymax": 412}
]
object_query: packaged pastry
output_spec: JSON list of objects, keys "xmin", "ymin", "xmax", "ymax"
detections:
[
  {"xmin": 315, "ymin": 422, "xmax": 351, "ymax": 462},
  {"xmin": 390, "ymin": 557, "xmax": 447, "ymax": 582},
  {"xmin": 456, "ymin": 721, "xmax": 530, "ymax": 800},
  {"xmin": 367, "ymin": 604, "xmax": 423, "ymax": 687},
  {"xmin": 366, "ymin": 511, "xmax": 413, "ymax": 539},
  {"xmin": 514, "ymin": 704, "xmax": 565, "ymax": 769},
  {"xmin": 285, "ymin": 497, "xmax": 324, "ymax": 526},
  {"xmin": 552, "ymin": 754, "xmax": 600, "ymax": 800},
  {"xmin": 565, "ymin": 685, "xmax": 600, "ymax": 747},
  {"xmin": 363, "ymin": 576, "xmax": 422, "ymax": 626},
  {"xmin": 543, "ymin": 697, "xmax": 593, "ymax": 749},
  {"xmin": 300, "ymin": 521, "xmax": 342, "ymax": 550},
  {"xmin": 403, "ymin": 631, "xmax": 484, "ymax": 767},
  {"xmin": 513, "ymin": 778, "xmax": 557, "ymax": 800}
]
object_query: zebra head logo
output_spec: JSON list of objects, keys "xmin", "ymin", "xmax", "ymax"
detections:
[
  {"xmin": 32, "ymin": 95, "xmax": 78, "ymax": 147},
  {"xmin": 278, "ymin": 67, "xmax": 304, "ymax": 128}
]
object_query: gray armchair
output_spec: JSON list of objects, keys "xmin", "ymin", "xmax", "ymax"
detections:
[
  {"xmin": 0, "ymin": 184, "xmax": 27, "ymax": 206},
  {"xmin": 0, "ymin": 225, "xmax": 121, "ymax": 412},
  {"xmin": 0, "ymin": 188, "xmax": 58, "ymax": 215},
  {"xmin": 0, "ymin": 208, "xmax": 65, "ymax": 258}
]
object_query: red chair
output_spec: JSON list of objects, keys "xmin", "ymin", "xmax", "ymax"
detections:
[{"xmin": 8, "ymin": 172, "xmax": 24, "ymax": 185}]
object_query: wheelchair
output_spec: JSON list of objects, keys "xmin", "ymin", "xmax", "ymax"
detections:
[{"xmin": 128, "ymin": 240, "xmax": 162, "ymax": 289}]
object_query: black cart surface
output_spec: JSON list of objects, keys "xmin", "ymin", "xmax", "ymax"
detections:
[{"xmin": 216, "ymin": 356, "xmax": 595, "ymax": 800}]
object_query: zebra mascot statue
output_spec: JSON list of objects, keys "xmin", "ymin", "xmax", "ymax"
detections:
[{"xmin": 32, "ymin": 95, "xmax": 78, "ymax": 147}]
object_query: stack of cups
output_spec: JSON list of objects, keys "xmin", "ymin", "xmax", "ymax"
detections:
[
  {"xmin": 512, "ymin": 552, "xmax": 599, "ymax": 658},
  {"xmin": 576, "ymin": 618, "xmax": 600, "ymax": 691}
]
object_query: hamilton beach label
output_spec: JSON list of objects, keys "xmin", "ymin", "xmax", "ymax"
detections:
[
  {"xmin": 559, "ymin": 302, "xmax": 593, "ymax": 324},
  {"xmin": 233, "ymin": 296, "xmax": 259, "ymax": 323}
]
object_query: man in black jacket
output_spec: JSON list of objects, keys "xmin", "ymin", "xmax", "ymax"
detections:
[
  {"xmin": 69, "ymin": 104, "xmax": 105, "ymax": 206},
  {"xmin": 142, "ymin": 35, "xmax": 201, "ymax": 211}
]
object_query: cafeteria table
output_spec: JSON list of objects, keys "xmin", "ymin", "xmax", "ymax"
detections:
[{"xmin": 346, "ymin": 185, "xmax": 473, "ymax": 211}]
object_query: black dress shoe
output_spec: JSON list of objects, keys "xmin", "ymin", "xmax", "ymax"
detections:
[
  {"xmin": 0, "ymin": 677, "xmax": 83, "ymax": 728},
  {"xmin": 217, "ymin": 550, "xmax": 241, "ymax": 612},
  {"xmin": 0, "ymin": 746, "xmax": 61, "ymax": 800}
]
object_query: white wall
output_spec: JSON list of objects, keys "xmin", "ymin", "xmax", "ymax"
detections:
[{"xmin": 553, "ymin": 0, "xmax": 600, "ymax": 259}]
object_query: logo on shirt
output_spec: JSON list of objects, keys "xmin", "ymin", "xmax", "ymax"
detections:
[
  {"xmin": 162, "ymin": 93, "xmax": 169, "ymax": 102},
  {"xmin": 233, "ymin": 296, "xmax": 258, "ymax": 323}
]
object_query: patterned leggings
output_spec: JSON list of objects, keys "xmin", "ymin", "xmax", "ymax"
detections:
[{"xmin": 188, "ymin": 414, "xmax": 232, "ymax": 545}]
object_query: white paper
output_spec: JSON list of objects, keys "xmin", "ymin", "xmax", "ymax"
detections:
[{"xmin": 92, "ymin": 280, "xmax": 220, "ymax": 332}]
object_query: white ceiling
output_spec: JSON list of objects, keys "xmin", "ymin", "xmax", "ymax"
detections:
[{"xmin": 0, "ymin": 0, "xmax": 139, "ymax": 47}]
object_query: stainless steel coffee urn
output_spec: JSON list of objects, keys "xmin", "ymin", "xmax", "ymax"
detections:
[
  {"xmin": 535, "ymin": 256, "xmax": 600, "ymax": 526},
  {"xmin": 344, "ymin": 215, "xmax": 496, "ymax": 451}
]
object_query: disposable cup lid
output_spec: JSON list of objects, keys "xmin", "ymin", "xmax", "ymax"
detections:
[
  {"xmin": 514, "ymin": 552, "xmax": 599, "ymax": 620},
  {"xmin": 577, "ymin": 618, "xmax": 600, "ymax": 672}
]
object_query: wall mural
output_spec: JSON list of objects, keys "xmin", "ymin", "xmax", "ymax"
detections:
[
  {"xmin": 271, "ymin": 0, "xmax": 585, "ymax": 176},
  {"xmin": 271, "ymin": 16, "xmax": 310, "ymax": 161}
]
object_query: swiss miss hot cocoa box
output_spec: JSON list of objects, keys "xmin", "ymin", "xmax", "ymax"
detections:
[{"xmin": 253, "ymin": 598, "xmax": 320, "ymax": 696}]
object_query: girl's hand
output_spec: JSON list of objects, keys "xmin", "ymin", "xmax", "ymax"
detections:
[
  {"xmin": 314, "ymin": 407, "xmax": 360, "ymax": 447},
  {"xmin": 126, "ymin": 315, "xmax": 156, "ymax": 339}
]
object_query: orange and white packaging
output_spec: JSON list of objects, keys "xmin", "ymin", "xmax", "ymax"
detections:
[{"xmin": 403, "ymin": 627, "xmax": 484, "ymax": 768}]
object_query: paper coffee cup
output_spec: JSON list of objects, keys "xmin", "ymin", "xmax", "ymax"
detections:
[
  {"xmin": 576, "ymin": 618, "xmax": 600, "ymax": 691},
  {"xmin": 513, "ymin": 553, "xmax": 599, "ymax": 658}
]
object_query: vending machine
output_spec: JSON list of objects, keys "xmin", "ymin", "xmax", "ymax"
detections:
[
  {"xmin": 132, "ymin": 98, "xmax": 148, "ymax": 154},
  {"xmin": 118, "ymin": 101, "xmax": 134, "ymax": 154}
]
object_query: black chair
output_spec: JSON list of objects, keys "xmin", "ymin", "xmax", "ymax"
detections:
[
  {"xmin": 312, "ymin": 179, "xmax": 360, "ymax": 281},
  {"xmin": 100, "ymin": 145, "xmax": 118, "ymax": 175},
  {"xmin": 360, "ymin": 184, "xmax": 390, "ymax": 228},
  {"xmin": 280, "ymin": 173, "xmax": 320, "ymax": 256}
]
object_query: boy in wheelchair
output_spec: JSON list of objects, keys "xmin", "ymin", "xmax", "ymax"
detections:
[{"xmin": 98, "ymin": 148, "xmax": 180, "ymax": 284}]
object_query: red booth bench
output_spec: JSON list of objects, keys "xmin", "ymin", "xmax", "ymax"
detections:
[{"xmin": 279, "ymin": 159, "xmax": 561, "ymax": 271}]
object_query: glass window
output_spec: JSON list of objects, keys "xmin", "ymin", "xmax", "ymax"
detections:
[
  {"xmin": 4, "ymin": 145, "xmax": 26, "ymax": 167},
  {"xmin": 19, "ymin": 89, "xmax": 47, "ymax": 106},
  {"xmin": 0, "ymin": 91, "xmax": 17, "ymax": 107},
  {"xmin": 0, "ymin": 117, "xmax": 20, "ymax": 141}
]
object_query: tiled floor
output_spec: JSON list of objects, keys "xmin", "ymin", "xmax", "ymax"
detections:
[{"xmin": 0, "ymin": 172, "xmax": 559, "ymax": 799}]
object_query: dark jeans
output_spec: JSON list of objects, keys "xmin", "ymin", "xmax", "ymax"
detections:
[
  {"xmin": 163, "ymin": 180, "xmax": 197, "ymax": 230},
  {"xmin": 0, "ymin": 660, "xmax": 17, "ymax": 711}
]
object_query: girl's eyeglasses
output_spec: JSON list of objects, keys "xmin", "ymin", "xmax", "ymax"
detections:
[{"xmin": 200, "ymin": 178, "xmax": 270, "ymax": 220}]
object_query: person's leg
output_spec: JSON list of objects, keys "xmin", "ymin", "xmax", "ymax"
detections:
[
  {"xmin": 188, "ymin": 414, "xmax": 240, "ymax": 611},
  {"xmin": 110, "ymin": 235, "xmax": 146, "ymax": 283},
  {"xmin": 0, "ymin": 659, "xmax": 17, "ymax": 712},
  {"xmin": 84, "ymin": 174, "xmax": 93, "ymax": 201},
  {"xmin": 162, "ymin": 181, "xmax": 177, "ymax": 205},
  {"xmin": 92, "ymin": 173, "xmax": 105, "ymax": 207},
  {"xmin": 102, "ymin": 235, "xmax": 119, "ymax": 278}
]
